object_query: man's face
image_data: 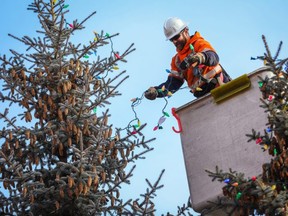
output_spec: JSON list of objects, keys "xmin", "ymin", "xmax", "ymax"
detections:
[{"xmin": 170, "ymin": 28, "xmax": 188, "ymax": 51}]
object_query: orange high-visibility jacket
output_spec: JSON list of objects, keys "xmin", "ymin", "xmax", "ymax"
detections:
[{"xmin": 170, "ymin": 31, "xmax": 222, "ymax": 92}]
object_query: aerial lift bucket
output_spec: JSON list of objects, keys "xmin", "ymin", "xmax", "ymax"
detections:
[{"xmin": 174, "ymin": 66, "xmax": 273, "ymax": 215}]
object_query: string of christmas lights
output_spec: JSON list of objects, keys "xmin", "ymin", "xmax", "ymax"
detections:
[{"xmin": 127, "ymin": 93, "xmax": 167, "ymax": 132}]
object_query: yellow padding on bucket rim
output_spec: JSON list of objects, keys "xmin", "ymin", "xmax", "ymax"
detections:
[{"xmin": 211, "ymin": 74, "xmax": 251, "ymax": 103}]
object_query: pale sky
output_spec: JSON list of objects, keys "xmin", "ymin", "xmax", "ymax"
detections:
[{"xmin": 1, "ymin": 0, "xmax": 288, "ymax": 215}]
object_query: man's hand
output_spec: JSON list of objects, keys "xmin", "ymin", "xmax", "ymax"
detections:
[
  {"xmin": 144, "ymin": 87, "xmax": 158, "ymax": 100},
  {"xmin": 179, "ymin": 52, "xmax": 206, "ymax": 70}
]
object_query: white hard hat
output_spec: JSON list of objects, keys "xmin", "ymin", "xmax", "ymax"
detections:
[{"xmin": 163, "ymin": 17, "xmax": 187, "ymax": 40}]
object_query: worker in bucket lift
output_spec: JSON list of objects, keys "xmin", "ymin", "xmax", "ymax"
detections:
[{"xmin": 144, "ymin": 17, "xmax": 232, "ymax": 100}]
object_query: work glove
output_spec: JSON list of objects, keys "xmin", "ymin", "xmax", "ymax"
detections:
[
  {"xmin": 144, "ymin": 87, "xmax": 158, "ymax": 100},
  {"xmin": 179, "ymin": 52, "xmax": 206, "ymax": 70}
]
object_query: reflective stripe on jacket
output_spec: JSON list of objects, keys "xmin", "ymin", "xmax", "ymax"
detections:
[{"xmin": 188, "ymin": 64, "xmax": 222, "ymax": 92}]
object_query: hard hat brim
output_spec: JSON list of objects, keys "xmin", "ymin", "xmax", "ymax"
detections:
[{"xmin": 165, "ymin": 26, "xmax": 186, "ymax": 40}]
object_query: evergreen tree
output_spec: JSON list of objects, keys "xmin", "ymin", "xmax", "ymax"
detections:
[
  {"xmin": 0, "ymin": 0, "xmax": 193, "ymax": 215},
  {"xmin": 206, "ymin": 35, "xmax": 288, "ymax": 216}
]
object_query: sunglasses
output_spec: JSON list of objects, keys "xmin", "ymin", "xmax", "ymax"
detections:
[{"xmin": 169, "ymin": 29, "xmax": 184, "ymax": 42}]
